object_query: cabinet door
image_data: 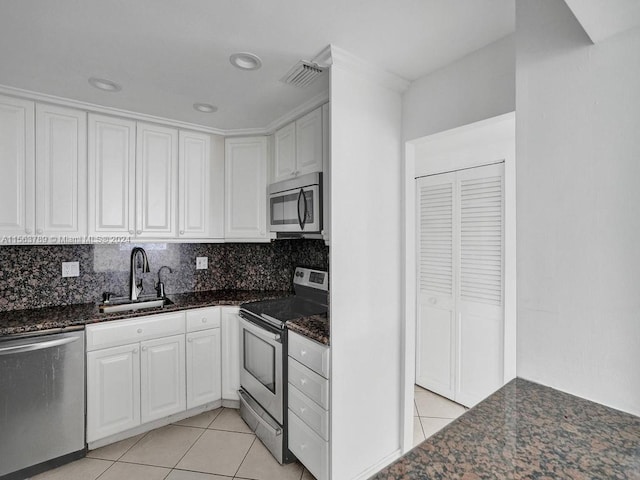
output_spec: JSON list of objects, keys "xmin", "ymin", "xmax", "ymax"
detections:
[
  {"xmin": 179, "ymin": 130, "xmax": 211, "ymax": 238},
  {"xmin": 224, "ymin": 137, "xmax": 267, "ymax": 240},
  {"xmin": 87, "ymin": 343, "xmax": 141, "ymax": 442},
  {"xmin": 0, "ymin": 95, "xmax": 35, "ymax": 237},
  {"xmin": 140, "ymin": 334, "xmax": 186, "ymax": 423},
  {"xmin": 220, "ymin": 307, "xmax": 241, "ymax": 401},
  {"xmin": 88, "ymin": 114, "xmax": 136, "ymax": 237},
  {"xmin": 416, "ymin": 172, "xmax": 456, "ymax": 400},
  {"xmin": 136, "ymin": 122, "xmax": 178, "ymax": 238},
  {"xmin": 186, "ymin": 328, "xmax": 222, "ymax": 409},
  {"xmin": 295, "ymin": 107, "xmax": 323, "ymax": 176},
  {"xmin": 35, "ymin": 103, "xmax": 87, "ymax": 237},
  {"xmin": 273, "ymin": 122, "xmax": 296, "ymax": 182}
]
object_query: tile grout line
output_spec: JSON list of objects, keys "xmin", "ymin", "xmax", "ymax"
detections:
[{"xmin": 233, "ymin": 435, "xmax": 257, "ymax": 478}]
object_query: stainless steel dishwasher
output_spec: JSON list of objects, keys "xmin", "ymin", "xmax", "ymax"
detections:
[{"xmin": 0, "ymin": 327, "xmax": 86, "ymax": 480}]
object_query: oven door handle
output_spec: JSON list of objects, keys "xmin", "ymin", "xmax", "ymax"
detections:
[{"xmin": 239, "ymin": 317, "xmax": 281, "ymax": 343}]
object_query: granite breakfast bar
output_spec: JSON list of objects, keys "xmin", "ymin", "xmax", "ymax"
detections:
[{"xmin": 372, "ymin": 378, "xmax": 640, "ymax": 479}]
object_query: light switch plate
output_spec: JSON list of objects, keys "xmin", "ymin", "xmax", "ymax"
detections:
[
  {"xmin": 62, "ymin": 261, "xmax": 80, "ymax": 278},
  {"xmin": 196, "ymin": 257, "xmax": 208, "ymax": 270}
]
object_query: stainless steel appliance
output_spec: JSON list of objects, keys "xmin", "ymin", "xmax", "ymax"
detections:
[
  {"xmin": 268, "ymin": 172, "xmax": 322, "ymax": 235},
  {"xmin": 0, "ymin": 328, "xmax": 86, "ymax": 480},
  {"xmin": 239, "ymin": 267, "xmax": 328, "ymax": 464}
]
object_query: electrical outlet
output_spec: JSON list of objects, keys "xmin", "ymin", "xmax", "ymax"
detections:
[
  {"xmin": 62, "ymin": 261, "xmax": 80, "ymax": 278},
  {"xmin": 196, "ymin": 257, "xmax": 208, "ymax": 270}
]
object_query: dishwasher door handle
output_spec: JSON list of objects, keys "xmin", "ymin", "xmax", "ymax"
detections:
[{"xmin": 0, "ymin": 336, "xmax": 79, "ymax": 356}]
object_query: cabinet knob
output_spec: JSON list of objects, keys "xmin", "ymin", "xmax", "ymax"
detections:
[
  {"xmin": 129, "ymin": 229, "xmax": 134, "ymax": 235},
  {"xmin": 300, "ymin": 350, "xmax": 307, "ymax": 357},
  {"xmin": 36, "ymin": 228, "xmax": 43, "ymax": 234},
  {"xmin": 142, "ymin": 346, "xmax": 147, "ymax": 351},
  {"xmin": 300, "ymin": 443, "xmax": 307, "ymax": 451},
  {"xmin": 201, "ymin": 318, "xmax": 207, "ymax": 323},
  {"xmin": 300, "ymin": 378, "xmax": 307, "ymax": 386},
  {"xmin": 137, "ymin": 328, "xmax": 143, "ymax": 334},
  {"xmin": 133, "ymin": 348, "xmax": 138, "ymax": 354},
  {"xmin": 136, "ymin": 230, "xmax": 142, "ymax": 235},
  {"xmin": 180, "ymin": 230, "xmax": 185, "ymax": 235},
  {"xmin": 188, "ymin": 338, "xmax": 193, "ymax": 343},
  {"xmin": 300, "ymin": 407, "xmax": 306, "ymax": 414},
  {"xmin": 25, "ymin": 228, "xmax": 32, "ymax": 234},
  {"xmin": 429, "ymin": 297, "xmax": 437, "ymax": 305}
]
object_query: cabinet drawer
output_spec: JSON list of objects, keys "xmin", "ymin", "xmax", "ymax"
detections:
[
  {"xmin": 288, "ymin": 331, "xmax": 329, "ymax": 378},
  {"xmin": 288, "ymin": 357, "xmax": 329, "ymax": 409},
  {"xmin": 288, "ymin": 384, "xmax": 329, "ymax": 441},
  {"xmin": 86, "ymin": 312, "xmax": 186, "ymax": 351},
  {"xmin": 186, "ymin": 307, "xmax": 221, "ymax": 332},
  {"xmin": 288, "ymin": 410, "xmax": 328, "ymax": 480}
]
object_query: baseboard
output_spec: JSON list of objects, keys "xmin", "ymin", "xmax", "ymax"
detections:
[
  {"xmin": 88, "ymin": 399, "xmax": 223, "ymax": 449},
  {"xmin": 349, "ymin": 448, "xmax": 402, "ymax": 480}
]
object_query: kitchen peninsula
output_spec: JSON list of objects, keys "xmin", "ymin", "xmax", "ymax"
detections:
[{"xmin": 373, "ymin": 379, "xmax": 640, "ymax": 479}]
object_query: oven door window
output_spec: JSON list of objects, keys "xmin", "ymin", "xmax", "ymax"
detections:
[{"xmin": 243, "ymin": 330, "xmax": 276, "ymax": 393}]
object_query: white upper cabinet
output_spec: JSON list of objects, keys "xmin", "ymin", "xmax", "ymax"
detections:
[
  {"xmin": 179, "ymin": 130, "xmax": 219, "ymax": 239},
  {"xmin": 273, "ymin": 122, "xmax": 296, "ymax": 181},
  {"xmin": 88, "ymin": 114, "xmax": 136, "ymax": 236},
  {"xmin": 35, "ymin": 103, "xmax": 87, "ymax": 236},
  {"xmin": 136, "ymin": 123, "xmax": 178, "ymax": 238},
  {"xmin": 272, "ymin": 106, "xmax": 323, "ymax": 183},
  {"xmin": 295, "ymin": 107, "xmax": 323, "ymax": 176},
  {"xmin": 224, "ymin": 136, "xmax": 268, "ymax": 241},
  {"xmin": 0, "ymin": 95, "xmax": 35, "ymax": 236}
]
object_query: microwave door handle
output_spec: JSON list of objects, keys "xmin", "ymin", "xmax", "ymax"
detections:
[{"xmin": 297, "ymin": 188, "xmax": 305, "ymax": 230}]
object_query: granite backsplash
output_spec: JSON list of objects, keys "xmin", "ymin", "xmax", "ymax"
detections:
[{"xmin": 0, "ymin": 240, "xmax": 329, "ymax": 312}]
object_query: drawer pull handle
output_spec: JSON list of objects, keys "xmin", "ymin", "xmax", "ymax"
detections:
[
  {"xmin": 137, "ymin": 328, "xmax": 143, "ymax": 334},
  {"xmin": 300, "ymin": 349, "xmax": 307, "ymax": 356},
  {"xmin": 300, "ymin": 378, "xmax": 307, "ymax": 386},
  {"xmin": 201, "ymin": 318, "xmax": 207, "ymax": 323}
]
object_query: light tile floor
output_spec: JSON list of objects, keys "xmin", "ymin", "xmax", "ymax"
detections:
[
  {"xmin": 31, "ymin": 408, "xmax": 316, "ymax": 480},
  {"xmin": 31, "ymin": 391, "xmax": 464, "ymax": 479},
  {"xmin": 412, "ymin": 384, "xmax": 468, "ymax": 447}
]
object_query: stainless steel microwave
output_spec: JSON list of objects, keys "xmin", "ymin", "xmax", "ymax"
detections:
[{"xmin": 268, "ymin": 172, "xmax": 322, "ymax": 234}]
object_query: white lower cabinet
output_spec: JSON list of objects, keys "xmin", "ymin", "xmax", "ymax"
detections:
[
  {"xmin": 87, "ymin": 343, "xmax": 141, "ymax": 442},
  {"xmin": 186, "ymin": 310, "xmax": 222, "ymax": 408},
  {"xmin": 140, "ymin": 334, "xmax": 186, "ymax": 423},
  {"xmin": 87, "ymin": 308, "xmax": 225, "ymax": 444},
  {"xmin": 287, "ymin": 331, "xmax": 330, "ymax": 480},
  {"xmin": 221, "ymin": 306, "xmax": 241, "ymax": 402}
]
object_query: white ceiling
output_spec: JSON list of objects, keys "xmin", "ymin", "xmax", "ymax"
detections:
[{"xmin": 0, "ymin": 0, "xmax": 514, "ymax": 131}]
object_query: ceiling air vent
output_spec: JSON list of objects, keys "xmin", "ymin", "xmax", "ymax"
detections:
[{"xmin": 281, "ymin": 61, "xmax": 324, "ymax": 88}]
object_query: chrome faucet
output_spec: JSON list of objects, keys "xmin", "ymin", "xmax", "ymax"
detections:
[{"xmin": 130, "ymin": 247, "xmax": 150, "ymax": 301}]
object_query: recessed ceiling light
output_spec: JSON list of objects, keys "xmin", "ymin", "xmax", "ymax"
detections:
[
  {"xmin": 229, "ymin": 52, "xmax": 262, "ymax": 70},
  {"xmin": 88, "ymin": 77, "xmax": 122, "ymax": 92},
  {"xmin": 193, "ymin": 103, "xmax": 218, "ymax": 113}
]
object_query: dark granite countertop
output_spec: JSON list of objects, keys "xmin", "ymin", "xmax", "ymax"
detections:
[
  {"xmin": 287, "ymin": 313, "xmax": 330, "ymax": 345},
  {"xmin": 0, "ymin": 290, "xmax": 290, "ymax": 336},
  {"xmin": 372, "ymin": 378, "xmax": 640, "ymax": 479}
]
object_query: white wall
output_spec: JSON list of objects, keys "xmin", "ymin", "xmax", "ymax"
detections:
[
  {"xmin": 329, "ymin": 63, "xmax": 404, "ymax": 478},
  {"xmin": 402, "ymin": 34, "xmax": 515, "ymax": 142},
  {"xmin": 516, "ymin": 0, "xmax": 640, "ymax": 416}
]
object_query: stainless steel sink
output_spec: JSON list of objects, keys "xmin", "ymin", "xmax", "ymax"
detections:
[{"xmin": 98, "ymin": 296, "xmax": 174, "ymax": 314}]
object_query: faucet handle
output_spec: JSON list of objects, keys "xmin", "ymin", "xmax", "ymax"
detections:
[{"xmin": 102, "ymin": 292, "xmax": 115, "ymax": 303}]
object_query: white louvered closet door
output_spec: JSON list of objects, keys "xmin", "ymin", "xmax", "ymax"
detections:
[
  {"xmin": 456, "ymin": 163, "xmax": 504, "ymax": 406},
  {"xmin": 416, "ymin": 172, "xmax": 457, "ymax": 399},
  {"xmin": 416, "ymin": 163, "xmax": 504, "ymax": 407}
]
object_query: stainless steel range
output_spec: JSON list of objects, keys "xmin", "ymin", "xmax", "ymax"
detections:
[{"xmin": 238, "ymin": 267, "xmax": 328, "ymax": 464}]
